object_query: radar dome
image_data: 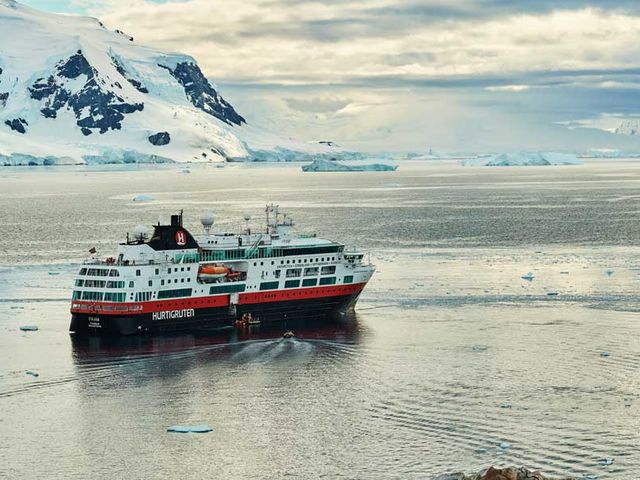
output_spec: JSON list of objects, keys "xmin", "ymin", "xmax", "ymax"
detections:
[
  {"xmin": 132, "ymin": 224, "xmax": 149, "ymax": 241},
  {"xmin": 200, "ymin": 212, "xmax": 214, "ymax": 227}
]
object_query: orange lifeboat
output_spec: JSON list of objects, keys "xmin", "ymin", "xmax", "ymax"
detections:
[{"xmin": 198, "ymin": 264, "xmax": 229, "ymax": 282}]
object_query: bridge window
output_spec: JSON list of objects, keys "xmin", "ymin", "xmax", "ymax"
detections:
[
  {"xmin": 285, "ymin": 279, "xmax": 300, "ymax": 289},
  {"xmin": 343, "ymin": 275, "xmax": 354, "ymax": 284},
  {"xmin": 321, "ymin": 266, "xmax": 336, "ymax": 275},
  {"xmin": 304, "ymin": 267, "xmax": 318, "ymax": 277},
  {"xmin": 319, "ymin": 277, "xmax": 336, "ymax": 286},
  {"xmin": 302, "ymin": 278, "xmax": 317, "ymax": 287}
]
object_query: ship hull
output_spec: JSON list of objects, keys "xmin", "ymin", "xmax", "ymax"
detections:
[{"xmin": 69, "ymin": 290, "xmax": 362, "ymax": 336}]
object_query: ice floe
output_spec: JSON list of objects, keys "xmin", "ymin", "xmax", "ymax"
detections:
[
  {"xmin": 167, "ymin": 424, "xmax": 213, "ymax": 433},
  {"xmin": 463, "ymin": 152, "xmax": 583, "ymax": 167}
]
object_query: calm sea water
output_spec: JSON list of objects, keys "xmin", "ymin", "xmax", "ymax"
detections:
[{"xmin": 1, "ymin": 160, "xmax": 640, "ymax": 479}]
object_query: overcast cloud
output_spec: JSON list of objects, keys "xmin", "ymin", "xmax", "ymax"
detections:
[{"xmin": 22, "ymin": 0, "xmax": 640, "ymax": 151}]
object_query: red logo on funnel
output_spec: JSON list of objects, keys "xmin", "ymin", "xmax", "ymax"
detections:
[{"xmin": 175, "ymin": 230, "xmax": 187, "ymax": 246}]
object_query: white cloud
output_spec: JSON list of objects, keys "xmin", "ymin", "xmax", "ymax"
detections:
[
  {"xmin": 87, "ymin": 2, "xmax": 640, "ymax": 85},
  {"xmin": 486, "ymin": 85, "xmax": 530, "ymax": 92}
]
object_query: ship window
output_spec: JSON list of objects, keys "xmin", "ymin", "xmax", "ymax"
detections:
[
  {"xmin": 321, "ymin": 266, "xmax": 336, "ymax": 275},
  {"xmin": 108, "ymin": 270, "xmax": 119, "ymax": 277},
  {"xmin": 79, "ymin": 268, "xmax": 87, "ymax": 275},
  {"xmin": 209, "ymin": 284, "xmax": 246, "ymax": 295},
  {"xmin": 161, "ymin": 279, "xmax": 165, "ymax": 286},
  {"xmin": 304, "ymin": 267, "xmax": 319, "ymax": 276},
  {"xmin": 181, "ymin": 278, "xmax": 185, "ymax": 283},
  {"xmin": 344, "ymin": 275, "xmax": 354, "ymax": 284},
  {"xmin": 302, "ymin": 278, "xmax": 317, "ymax": 287},
  {"xmin": 135, "ymin": 269, "xmax": 140, "ymax": 276},
  {"xmin": 155, "ymin": 269, "xmax": 159, "ymax": 275},
  {"xmin": 75, "ymin": 279, "xmax": 84, "ymax": 287},
  {"xmin": 285, "ymin": 279, "xmax": 300, "ymax": 289},
  {"xmin": 286, "ymin": 268, "xmax": 301, "ymax": 278},
  {"xmin": 168, "ymin": 268, "xmax": 172, "ymax": 273},
  {"xmin": 181, "ymin": 267, "xmax": 184, "ymax": 272},
  {"xmin": 157, "ymin": 288, "xmax": 192, "ymax": 299},
  {"xmin": 148, "ymin": 280, "xmax": 153, "ymax": 287},
  {"xmin": 81, "ymin": 291, "xmax": 104, "ymax": 301},
  {"xmin": 319, "ymin": 277, "xmax": 336, "ymax": 286},
  {"xmin": 259, "ymin": 281, "xmax": 279, "ymax": 291},
  {"xmin": 129, "ymin": 281, "xmax": 134, "ymax": 288},
  {"xmin": 274, "ymin": 269, "xmax": 281, "ymax": 278},
  {"xmin": 72, "ymin": 291, "xmax": 81, "ymax": 300}
]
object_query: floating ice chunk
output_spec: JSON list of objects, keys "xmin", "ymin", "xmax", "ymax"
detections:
[
  {"xmin": 600, "ymin": 351, "xmax": 610, "ymax": 357},
  {"xmin": 605, "ymin": 270, "xmax": 614, "ymax": 277},
  {"xmin": 48, "ymin": 272, "xmax": 60, "ymax": 275},
  {"xmin": 474, "ymin": 447, "xmax": 487, "ymax": 453},
  {"xmin": 463, "ymin": 152, "xmax": 583, "ymax": 167},
  {"xmin": 181, "ymin": 168, "xmax": 191, "ymax": 174},
  {"xmin": 499, "ymin": 441, "xmax": 511, "ymax": 449},
  {"xmin": 560, "ymin": 271, "xmax": 570, "ymax": 274},
  {"xmin": 624, "ymin": 397, "xmax": 632, "ymax": 407},
  {"xmin": 472, "ymin": 345, "xmax": 488, "ymax": 352},
  {"xmin": 133, "ymin": 194, "xmax": 154, "ymax": 202},
  {"xmin": 302, "ymin": 159, "xmax": 397, "ymax": 172},
  {"xmin": 25, "ymin": 370, "xmax": 39, "ymax": 377},
  {"xmin": 383, "ymin": 183, "xmax": 402, "ymax": 188},
  {"xmin": 599, "ymin": 458, "xmax": 613, "ymax": 466},
  {"xmin": 584, "ymin": 475, "xmax": 598, "ymax": 480},
  {"xmin": 521, "ymin": 272, "xmax": 534, "ymax": 281},
  {"xmin": 500, "ymin": 402, "xmax": 512, "ymax": 409},
  {"xmin": 167, "ymin": 424, "xmax": 213, "ymax": 433},
  {"xmin": 19, "ymin": 325, "xmax": 38, "ymax": 331},
  {"xmin": 546, "ymin": 292, "xmax": 559, "ymax": 297}
]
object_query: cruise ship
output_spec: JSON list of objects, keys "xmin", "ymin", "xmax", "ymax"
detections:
[{"xmin": 69, "ymin": 205, "xmax": 375, "ymax": 335}]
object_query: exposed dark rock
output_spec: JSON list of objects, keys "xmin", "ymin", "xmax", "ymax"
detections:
[
  {"xmin": 111, "ymin": 56, "xmax": 148, "ymax": 93},
  {"xmin": 158, "ymin": 61, "xmax": 245, "ymax": 126},
  {"xmin": 4, "ymin": 118, "xmax": 28, "ymax": 134},
  {"xmin": 115, "ymin": 29, "xmax": 134, "ymax": 42},
  {"xmin": 433, "ymin": 467, "xmax": 575, "ymax": 480},
  {"xmin": 81, "ymin": 127, "xmax": 92, "ymax": 136},
  {"xmin": 0, "ymin": 92, "xmax": 8, "ymax": 108},
  {"xmin": 148, "ymin": 131, "xmax": 170, "ymax": 146},
  {"xmin": 29, "ymin": 50, "xmax": 144, "ymax": 134}
]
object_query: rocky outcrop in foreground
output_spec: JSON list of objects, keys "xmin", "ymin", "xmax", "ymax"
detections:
[{"xmin": 434, "ymin": 466, "xmax": 575, "ymax": 480}]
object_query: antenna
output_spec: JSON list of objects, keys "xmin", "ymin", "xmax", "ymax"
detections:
[{"xmin": 243, "ymin": 211, "xmax": 252, "ymax": 233}]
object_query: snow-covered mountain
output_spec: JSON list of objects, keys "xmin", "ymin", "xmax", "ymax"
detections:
[
  {"xmin": 614, "ymin": 119, "xmax": 640, "ymax": 136},
  {"xmin": 0, "ymin": 0, "xmax": 348, "ymax": 165}
]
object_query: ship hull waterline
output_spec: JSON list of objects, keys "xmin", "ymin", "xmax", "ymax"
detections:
[{"xmin": 70, "ymin": 291, "xmax": 363, "ymax": 336}]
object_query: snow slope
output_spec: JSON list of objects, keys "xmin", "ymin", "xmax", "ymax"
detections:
[
  {"xmin": 0, "ymin": 0, "xmax": 344, "ymax": 164},
  {"xmin": 614, "ymin": 120, "xmax": 640, "ymax": 136}
]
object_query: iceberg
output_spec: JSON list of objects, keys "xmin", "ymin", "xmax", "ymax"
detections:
[
  {"xmin": 132, "ymin": 194, "xmax": 154, "ymax": 202},
  {"xmin": 25, "ymin": 370, "xmax": 39, "ymax": 377},
  {"xmin": 521, "ymin": 272, "xmax": 534, "ymax": 281},
  {"xmin": 167, "ymin": 424, "xmax": 213, "ymax": 433},
  {"xmin": 302, "ymin": 159, "xmax": 397, "ymax": 172},
  {"xmin": 463, "ymin": 152, "xmax": 583, "ymax": 167},
  {"xmin": 19, "ymin": 325, "xmax": 39, "ymax": 331}
]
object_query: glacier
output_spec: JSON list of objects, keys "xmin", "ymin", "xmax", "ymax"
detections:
[
  {"xmin": 0, "ymin": 0, "xmax": 351, "ymax": 165},
  {"xmin": 462, "ymin": 152, "xmax": 583, "ymax": 167}
]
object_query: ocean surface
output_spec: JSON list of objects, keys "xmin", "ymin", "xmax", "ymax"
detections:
[{"xmin": 1, "ymin": 160, "xmax": 639, "ymax": 479}]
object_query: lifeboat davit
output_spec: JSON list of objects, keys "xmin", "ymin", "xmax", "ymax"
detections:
[{"xmin": 198, "ymin": 264, "xmax": 229, "ymax": 282}]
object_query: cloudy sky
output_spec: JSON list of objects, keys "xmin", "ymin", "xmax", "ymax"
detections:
[{"xmin": 21, "ymin": 0, "xmax": 640, "ymax": 152}]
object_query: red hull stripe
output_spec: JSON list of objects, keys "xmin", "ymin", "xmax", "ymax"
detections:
[
  {"xmin": 70, "ymin": 282, "xmax": 366, "ymax": 316},
  {"xmin": 237, "ymin": 283, "xmax": 365, "ymax": 305}
]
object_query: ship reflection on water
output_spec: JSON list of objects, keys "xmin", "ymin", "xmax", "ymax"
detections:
[{"xmin": 70, "ymin": 315, "xmax": 364, "ymax": 368}]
